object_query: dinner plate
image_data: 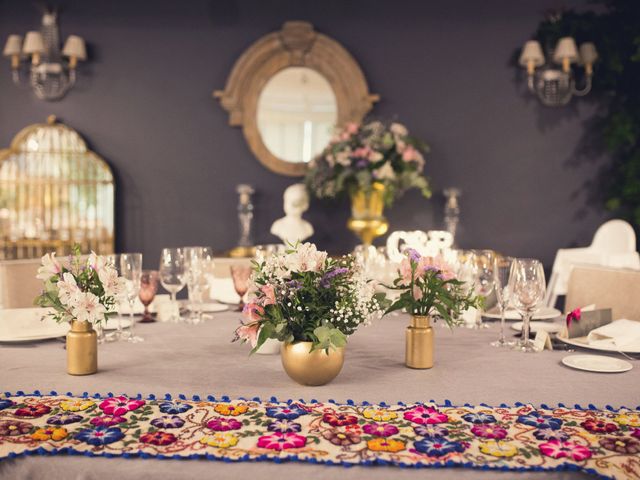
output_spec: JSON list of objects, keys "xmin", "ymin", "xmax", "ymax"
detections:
[
  {"xmin": 561, "ymin": 354, "xmax": 632, "ymax": 373},
  {"xmin": 199, "ymin": 303, "xmax": 229, "ymax": 313},
  {"xmin": 0, "ymin": 308, "xmax": 68, "ymax": 343},
  {"xmin": 483, "ymin": 306, "xmax": 561, "ymax": 321},
  {"xmin": 556, "ymin": 334, "xmax": 640, "ymax": 354},
  {"xmin": 511, "ymin": 321, "xmax": 563, "ymax": 334}
]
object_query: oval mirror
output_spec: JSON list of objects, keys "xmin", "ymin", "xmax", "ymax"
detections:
[{"xmin": 257, "ymin": 67, "xmax": 337, "ymax": 164}]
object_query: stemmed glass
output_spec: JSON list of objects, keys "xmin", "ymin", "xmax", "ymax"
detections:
[
  {"xmin": 139, "ymin": 270, "xmax": 159, "ymax": 323},
  {"xmin": 490, "ymin": 256, "xmax": 516, "ymax": 347},
  {"xmin": 159, "ymin": 248, "xmax": 186, "ymax": 323},
  {"xmin": 473, "ymin": 250, "xmax": 496, "ymax": 329},
  {"xmin": 120, "ymin": 253, "xmax": 144, "ymax": 343},
  {"xmin": 184, "ymin": 247, "xmax": 213, "ymax": 324},
  {"xmin": 230, "ymin": 265, "xmax": 252, "ymax": 311},
  {"xmin": 509, "ymin": 258, "xmax": 546, "ymax": 352}
]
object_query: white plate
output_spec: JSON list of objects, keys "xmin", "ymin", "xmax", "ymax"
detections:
[
  {"xmin": 0, "ymin": 308, "xmax": 68, "ymax": 343},
  {"xmin": 511, "ymin": 321, "xmax": 563, "ymax": 334},
  {"xmin": 483, "ymin": 307, "xmax": 561, "ymax": 321},
  {"xmin": 199, "ymin": 303, "xmax": 229, "ymax": 313},
  {"xmin": 557, "ymin": 334, "xmax": 640, "ymax": 354},
  {"xmin": 562, "ymin": 354, "xmax": 632, "ymax": 373}
]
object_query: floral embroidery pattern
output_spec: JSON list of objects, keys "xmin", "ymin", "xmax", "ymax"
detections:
[{"xmin": 0, "ymin": 394, "xmax": 638, "ymax": 480}]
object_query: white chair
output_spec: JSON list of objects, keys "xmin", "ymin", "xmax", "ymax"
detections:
[{"xmin": 545, "ymin": 219, "xmax": 640, "ymax": 308}]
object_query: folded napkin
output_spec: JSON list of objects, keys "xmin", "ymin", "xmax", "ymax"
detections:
[
  {"xmin": 587, "ymin": 319, "xmax": 640, "ymax": 350},
  {"xmin": 208, "ymin": 278, "xmax": 241, "ymax": 304}
]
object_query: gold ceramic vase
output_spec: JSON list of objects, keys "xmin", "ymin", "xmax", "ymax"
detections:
[
  {"xmin": 66, "ymin": 320, "xmax": 98, "ymax": 375},
  {"xmin": 405, "ymin": 315, "xmax": 434, "ymax": 369},
  {"xmin": 281, "ymin": 342, "xmax": 345, "ymax": 386},
  {"xmin": 347, "ymin": 182, "xmax": 389, "ymax": 246}
]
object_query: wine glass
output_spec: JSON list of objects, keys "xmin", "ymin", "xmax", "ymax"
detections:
[
  {"xmin": 490, "ymin": 256, "xmax": 515, "ymax": 347},
  {"xmin": 184, "ymin": 246, "xmax": 213, "ymax": 324},
  {"xmin": 103, "ymin": 254, "xmax": 122, "ymax": 343},
  {"xmin": 139, "ymin": 270, "xmax": 159, "ymax": 323},
  {"xmin": 509, "ymin": 258, "xmax": 546, "ymax": 352},
  {"xmin": 120, "ymin": 253, "xmax": 144, "ymax": 343},
  {"xmin": 230, "ymin": 265, "xmax": 252, "ymax": 311},
  {"xmin": 159, "ymin": 248, "xmax": 186, "ymax": 323},
  {"xmin": 473, "ymin": 250, "xmax": 496, "ymax": 329}
]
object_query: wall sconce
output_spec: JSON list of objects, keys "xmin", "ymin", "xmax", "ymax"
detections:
[
  {"xmin": 519, "ymin": 37, "xmax": 597, "ymax": 107},
  {"xmin": 2, "ymin": 10, "xmax": 87, "ymax": 101}
]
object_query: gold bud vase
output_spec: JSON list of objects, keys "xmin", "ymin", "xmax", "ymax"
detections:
[
  {"xmin": 281, "ymin": 341, "xmax": 344, "ymax": 386},
  {"xmin": 66, "ymin": 320, "xmax": 98, "ymax": 375},
  {"xmin": 405, "ymin": 315, "xmax": 434, "ymax": 369}
]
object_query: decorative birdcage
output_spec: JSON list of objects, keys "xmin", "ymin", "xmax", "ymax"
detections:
[{"xmin": 0, "ymin": 115, "xmax": 114, "ymax": 260}]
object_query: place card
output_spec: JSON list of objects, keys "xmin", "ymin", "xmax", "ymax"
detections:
[
  {"xmin": 567, "ymin": 308, "xmax": 612, "ymax": 338},
  {"xmin": 533, "ymin": 329, "xmax": 553, "ymax": 351}
]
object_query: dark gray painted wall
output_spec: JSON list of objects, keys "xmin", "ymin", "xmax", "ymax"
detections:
[{"xmin": 0, "ymin": 0, "xmax": 610, "ymax": 268}]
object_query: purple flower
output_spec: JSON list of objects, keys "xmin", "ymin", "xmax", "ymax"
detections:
[
  {"xmin": 355, "ymin": 159, "xmax": 368, "ymax": 168},
  {"xmin": 206, "ymin": 417, "xmax": 242, "ymax": 431},
  {"xmin": 533, "ymin": 428, "xmax": 569, "ymax": 441},
  {"xmin": 267, "ymin": 419, "xmax": 302, "ymax": 433},
  {"xmin": 75, "ymin": 427, "xmax": 124, "ymax": 446},
  {"xmin": 363, "ymin": 423, "xmax": 399, "ymax": 437},
  {"xmin": 47, "ymin": 413, "xmax": 83, "ymax": 426},
  {"xmin": 151, "ymin": 415, "xmax": 185, "ymax": 429},
  {"xmin": 517, "ymin": 413, "xmax": 563, "ymax": 430},
  {"xmin": 413, "ymin": 424, "xmax": 449, "ymax": 438},
  {"xmin": 0, "ymin": 399, "xmax": 15, "ymax": 411},
  {"xmin": 406, "ymin": 248, "xmax": 421, "ymax": 262},
  {"xmin": 413, "ymin": 438, "xmax": 466, "ymax": 457},
  {"xmin": 266, "ymin": 405, "xmax": 307, "ymax": 420},
  {"xmin": 159, "ymin": 401, "xmax": 192, "ymax": 414},
  {"xmin": 286, "ymin": 280, "xmax": 302, "ymax": 290},
  {"xmin": 320, "ymin": 267, "xmax": 349, "ymax": 288},
  {"xmin": 462, "ymin": 412, "xmax": 497, "ymax": 424}
]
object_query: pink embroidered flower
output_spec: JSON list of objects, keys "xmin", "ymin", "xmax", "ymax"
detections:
[
  {"xmin": 99, "ymin": 396, "xmax": 145, "ymax": 416},
  {"xmin": 322, "ymin": 412, "xmax": 358, "ymax": 427},
  {"xmin": 260, "ymin": 285, "xmax": 276, "ymax": 306},
  {"xmin": 581, "ymin": 418, "xmax": 618, "ymax": 434},
  {"xmin": 404, "ymin": 406, "xmax": 448, "ymax": 425},
  {"xmin": 322, "ymin": 430, "xmax": 361, "ymax": 446},
  {"xmin": 539, "ymin": 440, "xmax": 592, "ymax": 461},
  {"xmin": 363, "ymin": 423, "xmax": 399, "ymax": 437},
  {"xmin": 90, "ymin": 415, "xmax": 127, "ymax": 427},
  {"xmin": 257, "ymin": 432, "xmax": 306, "ymax": 451},
  {"xmin": 206, "ymin": 418, "xmax": 242, "ymax": 431},
  {"xmin": 14, "ymin": 404, "xmax": 51, "ymax": 418},
  {"xmin": 470, "ymin": 424, "xmax": 508, "ymax": 440},
  {"xmin": 632, "ymin": 428, "xmax": 640, "ymax": 439}
]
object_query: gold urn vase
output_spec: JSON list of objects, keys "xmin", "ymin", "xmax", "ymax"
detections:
[
  {"xmin": 347, "ymin": 182, "xmax": 389, "ymax": 247},
  {"xmin": 66, "ymin": 320, "xmax": 98, "ymax": 375},
  {"xmin": 405, "ymin": 315, "xmax": 434, "ymax": 369},
  {"xmin": 281, "ymin": 342, "xmax": 345, "ymax": 386}
]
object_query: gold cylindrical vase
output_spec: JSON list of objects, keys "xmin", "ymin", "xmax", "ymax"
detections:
[
  {"xmin": 406, "ymin": 315, "xmax": 434, "ymax": 369},
  {"xmin": 66, "ymin": 320, "xmax": 98, "ymax": 375},
  {"xmin": 347, "ymin": 182, "xmax": 389, "ymax": 246},
  {"xmin": 281, "ymin": 341, "xmax": 344, "ymax": 386}
]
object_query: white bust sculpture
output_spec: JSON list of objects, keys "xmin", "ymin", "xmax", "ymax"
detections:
[{"xmin": 271, "ymin": 183, "xmax": 314, "ymax": 244}]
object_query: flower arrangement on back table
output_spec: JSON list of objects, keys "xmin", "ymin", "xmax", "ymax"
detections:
[{"xmin": 305, "ymin": 120, "xmax": 431, "ymax": 205}]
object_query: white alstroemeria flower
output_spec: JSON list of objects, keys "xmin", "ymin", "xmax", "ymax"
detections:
[
  {"xmin": 98, "ymin": 266, "xmax": 126, "ymax": 298},
  {"xmin": 36, "ymin": 253, "xmax": 62, "ymax": 281},
  {"xmin": 373, "ymin": 162, "xmax": 396, "ymax": 180},
  {"xmin": 58, "ymin": 272, "xmax": 81, "ymax": 306},
  {"xmin": 390, "ymin": 122, "xmax": 408, "ymax": 137},
  {"xmin": 87, "ymin": 251, "xmax": 107, "ymax": 274},
  {"xmin": 71, "ymin": 292, "xmax": 106, "ymax": 324},
  {"xmin": 335, "ymin": 150, "xmax": 352, "ymax": 167},
  {"xmin": 287, "ymin": 243, "xmax": 327, "ymax": 273}
]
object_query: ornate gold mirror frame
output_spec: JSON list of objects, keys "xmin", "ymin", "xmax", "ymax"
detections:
[{"xmin": 214, "ymin": 21, "xmax": 379, "ymax": 176}]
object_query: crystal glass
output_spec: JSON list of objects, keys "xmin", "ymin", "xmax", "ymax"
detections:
[
  {"xmin": 120, "ymin": 253, "xmax": 144, "ymax": 343},
  {"xmin": 184, "ymin": 246, "xmax": 214, "ymax": 324},
  {"xmin": 491, "ymin": 256, "xmax": 516, "ymax": 347},
  {"xmin": 159, "ymin": 248, "xmax": 186, "ymax": 323},
  {"xmin": 509, "ymin": 258, "xmax": 546, "ymax": 352},
  {"xmin": 230, "ymin": 265, "xmax": 252, "ymax": 311},
  {"xmin": 139, "ymin": 270, "xmax": 159, "ymax": 323},
  {"xmin": 473, "ymin": 250, "xmax": 496, "ymax": 329},
  {"xmin": 103, "ymin": 254, "xmax": 123, "ymax": 343}
]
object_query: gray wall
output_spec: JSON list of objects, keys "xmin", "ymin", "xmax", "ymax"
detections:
[{"xmin": 0, "ymin": 0, "xmax": 610, "ymax": 268}]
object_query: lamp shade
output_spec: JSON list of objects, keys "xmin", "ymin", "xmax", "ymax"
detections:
[
  {"xmin": 519, "ymin": 40, "xmax": 545, "ymax": 67},
  {"xmin": 62, "ymin": 35, "xmax": 86, "ymax": 61},
  {"xmin": 22, "ymin": 31, "xmax": 44, "ymax": 55},
  {"xmin": 579, "ymin": 42, "xmax": 598, "ymax": 64},
  {"xmin": 3, "ymin": 35, "xmax": 22, "ymax": 57},
  {"xmin": 553, "ymin": 37, "xmax": 579, "ymax": 64}
]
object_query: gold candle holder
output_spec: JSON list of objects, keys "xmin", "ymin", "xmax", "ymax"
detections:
[
  {"xmin": 347, "ymin": 182, "xmax": 389, "ymax": 247},
  {"xmin": 66, "ymin": 320, "xmax": 98, "ymax": 375},
  {"xmin": 405, "ymin": 315, "xmax": 434, "ymax": 369}
]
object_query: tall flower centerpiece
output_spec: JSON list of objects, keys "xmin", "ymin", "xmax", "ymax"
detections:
[
  {"xmin": 34, "ymin": 247, "xmax": 125, "ymax": 375},
  {"xmin": 386, "ymin": 249, "xmax": 481, "ymax": 369},
  {"xmin": 233, "ymin": 242, "xmax": 385, "ymax": 386},
  {"xmin": 306, "ymin": 121, "xmax": 431, "ymax": 246}
]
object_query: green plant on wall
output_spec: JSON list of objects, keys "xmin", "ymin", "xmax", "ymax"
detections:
[{"xmin": 532, "ymin": 0, "xmax": 640, "ymax": 225}]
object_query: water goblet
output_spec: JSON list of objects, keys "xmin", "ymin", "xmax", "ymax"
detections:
[
  {"xmin": 473, "ymin": 250, "xmax": 496, "ymax": 329},
  {"xmin": 103, "ymin": 254, "xmax": 123, "ymax": 342},
  {"xmin": 230, "ymin": 265, "xmax": 252, "ymax": 311},
  {"xmin": 184, "ymin": 246, "xmax": 213, "ymax": 324},
  {"xmin": 139, "ymin": 270, "xmax": 159, "ymax": 323},
  {"xmin": 159, "ymin": 248, "xmax": 186, "ymax": 323},
  {"xmin": 120, "ymin": 253, "xmax": 144, "ymax": 343},
  {"xmin": 509, "ymin": 258, "xmax": 546, "ymax": 352},
  {"xmin": 490, "ymin": 256, "xmax": 516, "ymax": 347}
]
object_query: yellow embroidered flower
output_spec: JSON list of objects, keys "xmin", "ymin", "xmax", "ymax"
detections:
[
  {"xmin": 367, "ymin": 438, "xmax": 405, "ymax": 453},
  {"xmin": 60, "ymin": 399, "xmax": 95, "ymax": 412},
  {"xmin": 31, "ymin": 427, "xmax": 68, "ymax": 442},
  {"xmin": 363, "ymin": 408, "xmax": 397, "ymax": 422},
  {"xmin": 200, "ymin": 433, "xmax": 239, "ymax": 448},
  {"xmin": 479, "ymin": 440, "xmax": 518, "ymax": 458},
  {"xmin": 614, "ymin": 413, "xmax": 640, "ymax": 427},
  {"xmin": 213, "ymin": 403, "xmax": 249, "ymax": 416}
]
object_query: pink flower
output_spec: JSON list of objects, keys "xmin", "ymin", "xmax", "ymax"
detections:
[
  {"xmin": 260, "ymin": 285, "xmax": 276, "ymax": 306},
  {"xmin": 36, "ymin": 253, "xmax": 62, "ymax": 281},
  {"xmin": 90, "ymin": 415, "xmax": 127, "ymax": 427},
  {"xmin": 99, "ymin": 396, "xmax": 145, "ymax": 416},
  {"xmin": 398, "ymin": 258, "xmax": 414, "ymax": 286},
  {"xmin": 402, "ymin": 145, "xmax": 418, "ymax": 162},
  {"xmin": 539, "ymin": 440, "xmax": 592, "ymax": 461},
  {"xmin": 346, "ymin": 122, "xmax": 359, "ymax": 135},
  {"xmin": 242, "ymin": 303, "xmax": 264, "ymax": 322},
  {"xmin": 470, "ymin": 424, "xmax": 508, "ymax": 439},
  {"xmin": 412, "ymin": 285, "xmax": 423, "ymax": 300},
  {"xmin": 363, "ymin": 423, "xmax": 399, "ymax": 437},
  {"xmin": 404, "ymin": 406, "xmax": 448, "ymax": 425},
  {"xmin": 206, "ymin": 418, "xmax": 243, "ymax": 431},
  {"xmin": 235, "ymin": 323, "xmax": 259, "ymax": 347},
  {"xmin": 257, "ymin": 432, "xmax": 306, "ymax": 451}
]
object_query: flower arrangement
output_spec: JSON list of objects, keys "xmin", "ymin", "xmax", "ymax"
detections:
[
  {"xmin": 34, "ymin": 246, "xmax": 125, "ymax": 325},
  {"xmin": 233, "ymin": 242, "xmax": 385, "ymax": 352},
  {"xmin": 305, "ymin": 120, "xmax": 431, "ymax": 205},
  {"xmin": 386, "ymin": 249, "xmax": 481, "ymax": 326}
]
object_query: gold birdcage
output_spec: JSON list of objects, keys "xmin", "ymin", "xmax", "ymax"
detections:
[{"xmin": 0, "ymin": 116, "xmax": 114, "ymax": 260}]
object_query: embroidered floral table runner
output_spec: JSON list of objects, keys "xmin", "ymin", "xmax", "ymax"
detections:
[{"xmin": 1, "ymin": 393, "xmax": 639, "ymax": 479}]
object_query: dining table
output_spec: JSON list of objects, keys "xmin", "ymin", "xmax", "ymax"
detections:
[{"xmin": 0, "ymin": 310, "xmax": 637, "ymax": 480}]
